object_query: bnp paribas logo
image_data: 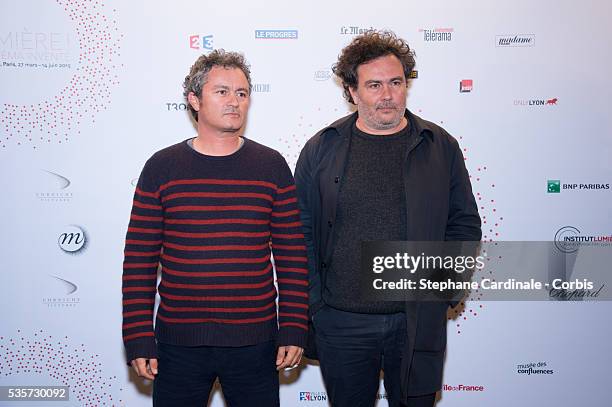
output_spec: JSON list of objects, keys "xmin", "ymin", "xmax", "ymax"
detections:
[
  {"xmin": 547, "ymin": 179, "xmax": 610, "ymax": 193},
  {"xmin": 547, "ymin": 180, "xmax": 561, "ymax": 193}
]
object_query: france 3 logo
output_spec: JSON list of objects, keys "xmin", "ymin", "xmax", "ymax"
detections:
[{"xmin": 189, "ymin": 34, "xmax": 213, "ymax": 50}]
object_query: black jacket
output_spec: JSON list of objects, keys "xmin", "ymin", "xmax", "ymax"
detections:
[{"xmin": 294, "ymin": 110, "xmax": 482, "ymax": 398}]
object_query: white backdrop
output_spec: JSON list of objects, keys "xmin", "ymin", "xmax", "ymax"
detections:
[{"xmin": 1, "ymin": 0, "xmax": 611, "ymax": 406}]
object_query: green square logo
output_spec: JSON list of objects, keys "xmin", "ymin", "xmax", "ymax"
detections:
[{"xmin": 547, "ymin": 180, "xmax": 560, "ymax": 193}]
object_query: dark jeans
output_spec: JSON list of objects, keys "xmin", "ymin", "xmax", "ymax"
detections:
[
  {"xmin": 153, "ymin": 341, "xmax": 279, "ymax": 407},
  {"xmin": 314, "ymin": 305, "xmax": 435, "ymax": 407}
]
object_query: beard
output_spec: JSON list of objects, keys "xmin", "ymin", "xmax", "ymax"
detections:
[{"xmin": 359, "ymin": 102, "xmax": 405, "ymax": 131}]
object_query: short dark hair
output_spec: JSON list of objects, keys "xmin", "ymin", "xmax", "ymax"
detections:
[
  {"xmin": 333, "ymin": 30, "xmax": 415, "ymax": 104},
  {"xmin": 183, "ymin": 49, "xmax": 252, "ymax": 121}
]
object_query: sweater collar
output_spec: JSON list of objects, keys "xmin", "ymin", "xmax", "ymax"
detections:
[{"xmin": 324, "ymin": 109, "xmax": 436, "ymax": 141}]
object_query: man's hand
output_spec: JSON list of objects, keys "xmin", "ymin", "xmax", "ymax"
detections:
[
  {"xmin": 131, "ymin": 358, "xmax": 158, "ymax": 380},
  {"xmin": 276, "ymin": 346, "xmax": 304, "ymax": 370}
]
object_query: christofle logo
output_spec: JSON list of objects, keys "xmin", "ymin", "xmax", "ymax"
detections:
[
  {"xmin": 496, "ymin": 34, "xmax": 535, "ymax": 47},
  {"xmin": 189, "ymin": 34, "xmax": 213, "ymax": 50},
  {"xmin": 58, "ymin": 225, "xmax": 87, "ymax": 253},
  {"xmin": 255, "ymin": 30, "xmax": 298, "ymax": 39}
]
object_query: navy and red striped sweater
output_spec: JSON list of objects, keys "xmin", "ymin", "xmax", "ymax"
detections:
[{"xmin": 122, "ymin": 138, "xmax": 309, "ymax": 362}]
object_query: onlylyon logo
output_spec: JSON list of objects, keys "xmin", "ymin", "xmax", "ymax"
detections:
[
  {"xmin": 548, "ymin": 180, "xmax": 609, "ymax": 193},
  {"xmin": 189, "ymin": 34, "xmax": 213, "ymax": 50},
  {"xmin": 496, "ymin": 34, "xmax": 535, "ymax": 47},
  {"xmin": 36, "ymin": 170, "xmax": 73, "ymax": 202},
  {"xmin": 460, "ymin": 79, "xmax": 473, "ymax": 93},
  {"xmin": 255, "ymin": 30, "xmax": 298, "ymax": 40},
  {"xmin": 419, "ymin": 27, "xmax": 454, "ymax": 42},
  {"xmin": 514, "ymin": 97, "xmax": 558, "ymax": 107},
  {"xmin": 58, "ymin": 225, "xmax": 87, "ymax": 254},
  {"xmin": 299, "ymin": 392, "xmax": 327, "ymax": 401},
  {"xmin": 554, "ymin": 226, "xmax": 612, "ymax": 253}
]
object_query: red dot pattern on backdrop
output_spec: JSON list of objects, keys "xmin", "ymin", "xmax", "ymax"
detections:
[
  {"xmin": 0, "ymin": 330, "xmax": 124, "ymax": 406},
  {"xmin": 279, "ymin": 107, "xmax": 350, "ymax": 170},
  {"xmin": 1, "ymin": 0, "xmax": 123, "ymax": 150},
  {"xmin": 279, "ymin": 108, "xmax": 504, "ymax": 335}
]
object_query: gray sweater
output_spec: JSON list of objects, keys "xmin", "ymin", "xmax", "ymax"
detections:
[{"xmin": 324, "ymin": 123, "xmax": 410, "ymax": 314}]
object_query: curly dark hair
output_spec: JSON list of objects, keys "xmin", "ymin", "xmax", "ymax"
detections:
[
  {"xmin": 333, "ymin": 30, "xmax": 415, "ymax": 105},
  {"xmin": 183, "ymin": 49, "xmax": 252, "ymax": 121}
]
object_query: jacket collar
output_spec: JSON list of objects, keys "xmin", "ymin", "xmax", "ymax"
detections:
[{"xmin": 322, "ymin": 109, "xmax": 437, "ymax": 141}]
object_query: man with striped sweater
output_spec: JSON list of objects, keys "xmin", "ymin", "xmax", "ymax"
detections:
[{"xmin": 122, "ymin": 50, "xmax": 308, "ymax": 407}]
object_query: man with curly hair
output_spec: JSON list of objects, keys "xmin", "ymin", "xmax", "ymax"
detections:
[
  {"xmin": 295, "ymin": 30, "xmax": 481, "ymax": 407},
  {"xmin": 122, "ymin": 50, "xmax": 308, "ymax": 406}
]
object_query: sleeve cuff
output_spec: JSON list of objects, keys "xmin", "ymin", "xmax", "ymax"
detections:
[
  {"xmin": 124, "ymin": 336, "xmax": 157, "ymax": 365},
  {"xmin": 278, "ymin": 325, "xmax": 308, "ymax": 348}
]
